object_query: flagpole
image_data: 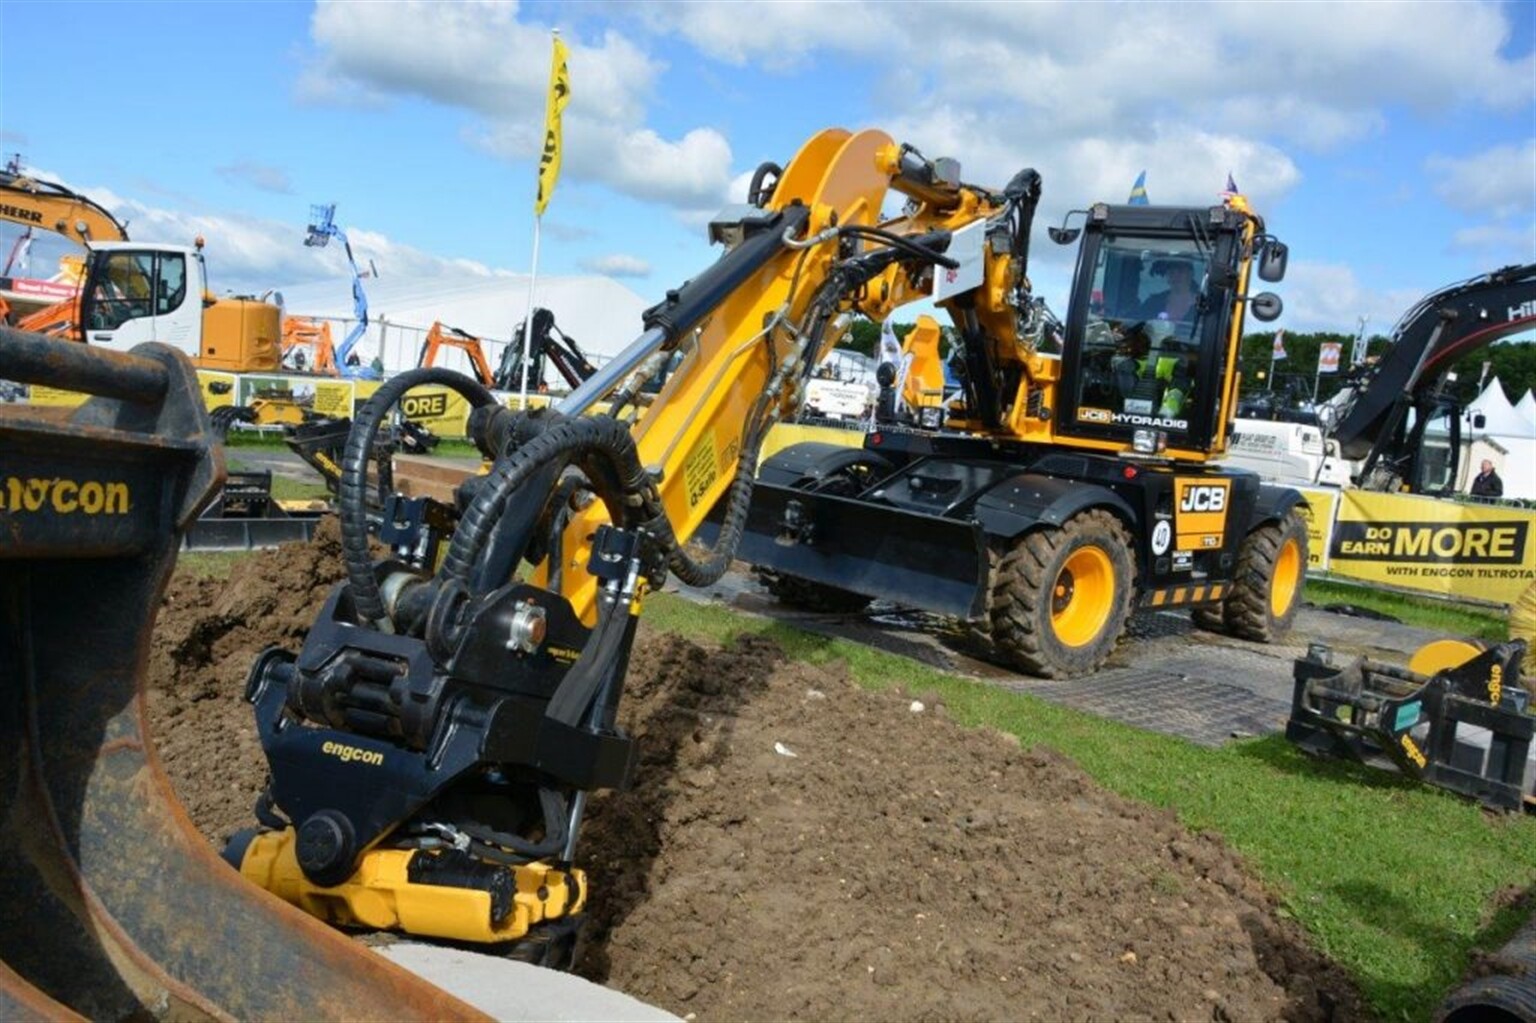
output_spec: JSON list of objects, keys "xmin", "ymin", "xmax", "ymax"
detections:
[
  {"xmin": 518, "ymin": 215, "xmax": 542, "ymax": 408},
  {"xmin": 519, "ymin": 28, "xmax": 565, "ymax": 410}
]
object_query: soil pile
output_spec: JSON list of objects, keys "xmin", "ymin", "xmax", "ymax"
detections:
[{"xmin": 147, "ymin": 530, "xmax": 1364, "ymax": 1021}]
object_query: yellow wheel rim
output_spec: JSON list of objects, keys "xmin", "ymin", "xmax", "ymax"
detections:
[
  {"xmin": 1051, "ymin": 546, "xmax": 1114, "ymax": 648},
  {"xmin": 1270, "ymin": 536, "xmax": 1302, "ymax": 619}
]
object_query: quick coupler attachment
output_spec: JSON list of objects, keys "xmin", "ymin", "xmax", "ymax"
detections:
[
  {"xmin": 226, "ymin": 828, "xmax": 586, "ymax": 944},
  {"xmin": 1286, "ymin": 641, "xmax": 1533, "ymax": 811}
]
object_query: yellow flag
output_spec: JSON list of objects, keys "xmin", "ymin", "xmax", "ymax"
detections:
[{"xmin": 535, "ymin": 36, "xmax": 571, "ymax": 217}]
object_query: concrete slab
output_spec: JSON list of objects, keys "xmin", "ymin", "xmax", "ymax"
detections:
[{"xmin": 376, "ymin": 943, "xmax": 680, "ymax": 1023}]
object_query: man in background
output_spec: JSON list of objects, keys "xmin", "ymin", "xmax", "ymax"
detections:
[{"xmin": 1470, "ymin": 459, "xmax": 1504, "ymax": 498}]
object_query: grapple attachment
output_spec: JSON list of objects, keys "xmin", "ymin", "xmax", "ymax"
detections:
[{"xmin": 0, "ymin": 327, "xmax": 484, "ymax": 1020}]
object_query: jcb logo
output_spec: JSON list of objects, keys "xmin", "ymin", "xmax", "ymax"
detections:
[
  {"xmin": 1173, "ymin": 478, "xmax": 1231, "ymax": 552},
  {"xmin": 1179, "ymin": 485, "xmax": 1227, "ymax": 513},
  {"xmin": 400, "ymin": 392, "xmax": 449, "ymax": 419},
  {"xmin": 1076, "ymin": 407, "xmax": 1113, "ymax": 425}
]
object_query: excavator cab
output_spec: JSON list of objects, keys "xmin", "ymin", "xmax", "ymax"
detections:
[{"xmin": 1056, "ymin": 202, "xmax": 1283, "ymax": 457}]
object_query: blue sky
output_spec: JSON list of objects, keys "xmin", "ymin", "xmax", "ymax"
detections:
[{"xmin": 2, "ymin": 0, "xmax": 1532, "ymax": 342}]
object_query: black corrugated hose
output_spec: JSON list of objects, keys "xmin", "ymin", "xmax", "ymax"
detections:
[{"xmin": 339, "ymin": 368, "xmax": 498, "ymax": 627}]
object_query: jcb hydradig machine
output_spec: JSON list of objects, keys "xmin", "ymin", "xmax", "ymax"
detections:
[
  {"xmin": 746, "ymin": 175, "xmax": 1301, "ymax": 677},
  {"xmin": 202, "ymin": 128, "xmax": 1305, "ymax": 963}
]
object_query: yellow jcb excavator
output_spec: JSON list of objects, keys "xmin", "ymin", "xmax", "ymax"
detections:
[{"xmin": 1, "ymin": 126, "xmax": 1304, "ymax": 1009}]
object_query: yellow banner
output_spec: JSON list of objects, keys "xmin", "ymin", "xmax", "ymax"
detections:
[
  {"xmin": 1295, "ymin": 486, "xmax": 1338, "ymax": 571},
  {"xmin": 1327, "ymin": 489, "xmax": 1536, "ymax": 605},
  {"xmin": 197, "ymin": 371, "xmax": 239, "ymax": 410},
  {"xmin": 535, "ymin": 36, "xmax": 571, "ymax": 217}
]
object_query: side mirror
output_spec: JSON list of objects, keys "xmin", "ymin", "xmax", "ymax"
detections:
[
  {"xmin": 1258, "ymin": 240, "xmax": 1288, "ymax": 283},
  {"xmin": 1047, "ymin": 226, "xmax": 1080, "ymax": 245},
  {"xmin": 1249, "ymin": 292, "xmax": 1283, "ymax": 322},
  {"xmin": 1472, "ymin": 412, "xmax": 1487, "ymax": 430}
]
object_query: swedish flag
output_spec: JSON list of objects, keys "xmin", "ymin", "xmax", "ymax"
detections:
[
  {"xmin": 535, "ymin": 36, "xmax": 571, "ymax": 217},
  {"xmin": 1127, "ymin": 170, "xmax": 1149, "ymax": 206}
]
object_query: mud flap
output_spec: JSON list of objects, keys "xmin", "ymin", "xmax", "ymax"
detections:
[
  {"xmin": 0, "ymin": 328, "xmax": 485, "ymax": 1020},
  {"xmin": 739, "ymin": 481, "xmax": 989, "ymax": 619}
]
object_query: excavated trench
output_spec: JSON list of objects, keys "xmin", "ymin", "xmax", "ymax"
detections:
[{"xmin": 146, "ymin": 522, "xmax": 1366, "ymax": 1021}]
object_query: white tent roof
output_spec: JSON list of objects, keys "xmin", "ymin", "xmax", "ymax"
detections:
[
  {"xmin": 1467, "ymin": 377, "xmax": 1536, "ymax": 439},
  {"xmin": 1516, "ymin": 388, "xmax": 1536, "ymax": 432},
  {"xmin": 267, "ymin": 271, "xmax": 651, "ymax": 377}
]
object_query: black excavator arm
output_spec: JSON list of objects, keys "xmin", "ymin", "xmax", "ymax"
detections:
[{"xmin": 1329, "ymin": 262, "xmax": 1536, "ymax": 479}]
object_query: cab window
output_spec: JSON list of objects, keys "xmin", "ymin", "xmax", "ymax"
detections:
[
  {"xmin": 89, "ymin": 252, "xmax": 155, "ymax": 330},
  {"xmin": 156, "ymin": 253, "xmax": 186, "ymax": 315},
  {"xmin": 1075, "ymin": 236, "xmax": 1210, "ymax": 430}
]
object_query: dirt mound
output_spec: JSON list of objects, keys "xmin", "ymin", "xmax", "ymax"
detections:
[
  {"xmin": 147, "ymin": 531, "xmax": 1365, "ymax": 1021},
  {"xmin": 147, "ymin": 518, "xmax": 353, "ymax": 841}
]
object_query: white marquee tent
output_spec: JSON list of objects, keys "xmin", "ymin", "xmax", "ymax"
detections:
[
  {"xmin": 267, "ymin": 272, "xmax": 652, "ymax": 384},
  {"xmin": 1465, "ymin": 377, "xmax": 1536, "ymax": 499}
]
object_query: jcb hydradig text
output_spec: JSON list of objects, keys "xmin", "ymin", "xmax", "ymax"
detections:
[
  {"xmin": 0, "ymin": 327, "xmax": 483, "ymax": 1019},
  {"xmin": 745, "ymin": 186, "xmax": 1305, "ymax": 677}
]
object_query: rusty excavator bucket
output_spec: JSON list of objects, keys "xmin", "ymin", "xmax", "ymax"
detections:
[{"xmin": 0, "ymin": 327, "xmax": 485, "ymax": 1020}]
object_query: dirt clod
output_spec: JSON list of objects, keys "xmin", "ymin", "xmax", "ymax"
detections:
[{"xmin": 148, "ymin": 526, "xmax": 1365, "ymax": 1021}]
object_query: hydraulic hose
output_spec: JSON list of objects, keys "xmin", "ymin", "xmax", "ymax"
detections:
[
  {"xmin": 440, "ymin": 415, "xmax": 657, "ymax": 593},
  {"xmin": 340, "ymin": 368, "xmax": 498, "ymax": 627}
]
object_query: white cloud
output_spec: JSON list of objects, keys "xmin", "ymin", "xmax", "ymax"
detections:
[
  {"xmin": 639, "ymin": 0, "xmax": 1531, "ymax": 149},
  {"xmin": 1277, "ymin": 261, "xmax": 1425, "ymax": 334},
  {"xmin": 1449, "ymin": 223, "xmax": 1536, "ymax": 259},
  {"xmin": 215, "ymin": 160, "xmax": 294, "ymax": 195},
  {"xmin": 301, "ymin": 1, "xmax": 723, "ymax": 209},
  {"xmin": 579, "ymin": 253, "xmax": 652, "ymax": 278},
  {"xmin": 1428, "ymin": 141, "xmax": 1536, "ymax": 219},
  {"xmin": 79, "ymin": 186, "xmax": 505, "ymax": 295}
]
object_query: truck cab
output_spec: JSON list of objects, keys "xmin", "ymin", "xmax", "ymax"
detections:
[{"xmin": 79, "ymin": 241, "xmax": 279, "ymax": 371}]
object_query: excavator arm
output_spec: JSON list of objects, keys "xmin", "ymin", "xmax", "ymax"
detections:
[
  {"xmin": 0, "ymin": 169, "xmax": 129, "ymax": 245},
  {"xmin": 1329, "ymin": 262, "xmax": 1536, "ymax": 480},
  {"xmin": 495, "ymin": 307, "xmax": 598, "ymax": 392},
  {"xmin": 231, "ymin": 127, "xmax": 1035, "ymax": 957}
]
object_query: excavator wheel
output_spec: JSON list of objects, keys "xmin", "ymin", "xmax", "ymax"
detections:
[
  {"xmin": 989, "ymin": 509, "xmax": 1135, "ymax": 679},
  {"xmin": 1190, "ymin": 604, "xmax": 1226, "ymax": 633},
  {"xmin": 1218, "ymin": 508, "xmax": 1308, "ymax": 643},
  {"xmin": 756, "ymin": 462, "xmax": 882, "ymax": 615}
]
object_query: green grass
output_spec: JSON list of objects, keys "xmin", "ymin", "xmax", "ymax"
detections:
[
  {"xmin": 1305, "ymin": 578, "xmax": 1509, "ymax": 642},
  {"xmin": 639, "ymin": 591, "xmax": 1536, "ymax": 1022}
]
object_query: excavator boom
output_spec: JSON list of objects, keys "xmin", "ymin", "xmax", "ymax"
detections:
[{"xmin": 0, "ymin": 169, "xmax": 129, "ymax": 246}]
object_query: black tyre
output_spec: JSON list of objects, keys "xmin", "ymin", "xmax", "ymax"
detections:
[
  {"xmin": 1220, "ymin": 508, "xmax": 1308, "ymax": 643},
  {"xmin": 989, "ymin": 509, "xmax": 1134, "ymax": 678},
  {"xmin": 1190, "ymin": 605, "xmax": 1226, "ymax": 632}
]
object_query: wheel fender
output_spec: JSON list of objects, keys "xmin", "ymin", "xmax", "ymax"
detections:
[
  {"xmin": 756, "ymin": 441, "xmax": 892, "ymax": 488},
  {"xmin": 973, "ymin": 473, "xmax": 1136, "ymax": 541},
  {"xmin": 1247, "ymin": 483, "xmax": 1307, "ymax": 533}
]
